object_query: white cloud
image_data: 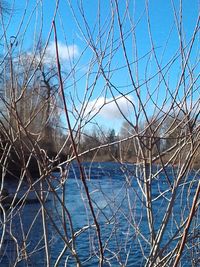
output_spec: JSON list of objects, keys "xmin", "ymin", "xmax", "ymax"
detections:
[
  {"xmin": 16, "ymin": 41, "xmax": 79, "ymax": 68},
  {"xmin": 84, "ymin": 95, "xmax": 135, "ymax": 120},
  {"xmin": 43, "ymin": 41, "xmax": 79, "ymax": 64}
]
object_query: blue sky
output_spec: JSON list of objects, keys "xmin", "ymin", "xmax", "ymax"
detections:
[{"xmin": 3, "ymin": 0, "xmax": 200, "ymax": 133}]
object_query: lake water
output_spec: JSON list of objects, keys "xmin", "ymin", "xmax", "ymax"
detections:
[{"xmin": 0, "ymin": 162, "xmax": 199, "ymax": 266}]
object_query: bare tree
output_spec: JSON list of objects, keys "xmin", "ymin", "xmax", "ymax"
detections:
[{"xmin": 0, "ymin": 1, "xmax": 199, "ymax": 267}]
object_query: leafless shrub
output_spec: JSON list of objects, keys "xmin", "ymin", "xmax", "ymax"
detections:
[{"xmin": 0, "ymin": 1, "xmax": 199, "ymax": 266}]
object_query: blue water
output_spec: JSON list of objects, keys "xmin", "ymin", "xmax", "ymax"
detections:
[{"xmin": 0, "ymin": 162, "xmax": 199, "ymax": 266}]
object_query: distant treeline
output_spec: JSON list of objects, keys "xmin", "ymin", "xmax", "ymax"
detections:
[
  {"xmin": 79, "ymin": 117, "xmax": 200, "ymax": 168},
  {"xmin": 1, "ymin": 110, "xmax": 200, "ymax": 180}
]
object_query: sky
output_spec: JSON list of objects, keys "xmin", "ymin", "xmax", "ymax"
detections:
[{"xmin": 1, "ymin": 0, "xmax": 199, "ymax": 133}]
